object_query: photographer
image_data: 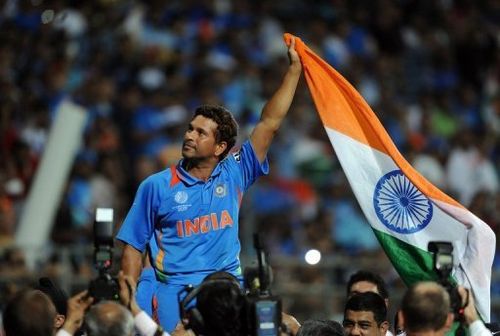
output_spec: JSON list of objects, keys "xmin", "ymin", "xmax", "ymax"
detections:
[
  {"xmin": 398, "ymin": 282, "xmax": 453, "ymax": 336},
  {"xmin": 397, "ymin": 282, "xmax": 492, "ymax": 336},
  {"xmin": 3, "ymin": 289, "xmax": 62, "ymax": 336},
  {"xmin": 6, "ymin": 270, "xmax": 294, "ymax": 336},
  {"xmin": 183, "ymin": 272, "xmax": 248, "ymax": 336},
  {"xmin": 54, "ymin": 272, "xmax": 175, "ymax": 336},
  {"xmin": 178, "ymin": 271, "xmax": 300, "ymax": 336}
]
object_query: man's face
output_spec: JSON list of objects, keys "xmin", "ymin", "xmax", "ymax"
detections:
[
  {"xmin": 182, "ymin": 115, "xmax": 225, "ymax": 160},
  {"xmin": 348, "ymin": 281, "xmax": 379, "ymax": 298},
  {"xmin": 343, "ymin": 310, "xmax": 388, "ymax": 336}
]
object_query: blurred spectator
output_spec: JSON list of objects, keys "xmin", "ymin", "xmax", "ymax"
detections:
[
  {"xmin": 483, "ymin": 93, "xmax": 500, "ymax": 135},
  {"xmin": 446, "ymin": 131, "xmax": 498, "ymax": 206},
  {"xmin": 3, "ymin": 289, "xmax": 56, "ymax": 336},
  {"xmin": 0, "ymin": 247, "xmax": 29, "ymax": 279},
  {"xmin": 323, "ymin": 181, "xmax": 380, "ymax": 254},
  {"xmin": 346, "ymin": 270, "xmax": 389, "ymax": 306},
  {"xmin": 0, "ymin": 176, "xmax": 15, "ymax": 242}
]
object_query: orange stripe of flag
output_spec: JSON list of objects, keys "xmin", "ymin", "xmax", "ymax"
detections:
[{"xmin": 284, "ymin": 33, "xmax": 462, "ymax": 209}]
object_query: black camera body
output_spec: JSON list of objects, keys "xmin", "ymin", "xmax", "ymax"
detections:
[
  {"xmin": 88, "ymin": 208, "xmax": 120, "ymax": 302},
  {"xmin": 244, "ymin": 234, "xmax": 282, "ymax": 336},
  {"xmin": 427, "ymin": 242, "xmax": 462, "ymax": 319},
  {"xmin": 88, "ymin": 272, "xmax": 120, "ymax": 301}
]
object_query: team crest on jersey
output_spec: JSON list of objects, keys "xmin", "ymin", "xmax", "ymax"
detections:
[
  {"xmin": 215, "ymin": 183, "xmax": 227, "ymax": 197},
  {"xmin": 174, "ymin": 191, "xmax": 188, "ymax": 204},
  {"xmin": 232, "ymin": 150, "xmax": 241, "ymax": 162}
]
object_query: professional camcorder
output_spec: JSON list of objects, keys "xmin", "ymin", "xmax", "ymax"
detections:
[
  {"xmin": 244, "ymin": 233, "xmax": 282, "ymax": 336},
  {"xmin": 179, "ymin": 233, "xmax": 284, "ymax": 336},
  {"xmin": 88, "ymin": 208, "xmax": 120, "ymax": 302}
]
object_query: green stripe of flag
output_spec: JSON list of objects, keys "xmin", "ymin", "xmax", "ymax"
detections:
[{"xmin": 373, "ymin": 229, "xmax": 438, "ymax": 286}]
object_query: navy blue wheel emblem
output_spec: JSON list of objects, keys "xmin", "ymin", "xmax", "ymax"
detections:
[{"xmin": 373, "ymin": 170, "xmax": 433, "ymax": 234}]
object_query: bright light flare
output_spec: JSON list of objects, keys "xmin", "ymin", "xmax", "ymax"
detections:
[{"xmin": 304, "ymin": 249, "xmax": 321, "ymax": 265}]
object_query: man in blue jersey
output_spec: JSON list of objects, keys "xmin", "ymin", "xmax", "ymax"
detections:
[{"xmin": 117, "ymin": 37, "xmax": 302, "ymax": 332}]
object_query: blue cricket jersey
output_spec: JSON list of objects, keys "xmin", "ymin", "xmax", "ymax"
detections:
[{"xmin": 117, "ymin": 140, "xmax": 268, "ymax": 285}]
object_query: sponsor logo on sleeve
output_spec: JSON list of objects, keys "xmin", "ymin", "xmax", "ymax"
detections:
[
  {"xmin": 232, "ymin": 151, "xmax": 241, "ymax": 162},
  {"xmin": 215, "ymin": 183, "xmax": 227, "ymax": 197}
]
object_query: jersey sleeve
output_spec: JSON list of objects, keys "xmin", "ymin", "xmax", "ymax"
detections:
[
  {"xmin": 230, "ymin": 140, "xmax": 269, "ymax": 191},
  {"xmin": 116, "ymin": 176, "xmax": 161, "ymax": 252}
]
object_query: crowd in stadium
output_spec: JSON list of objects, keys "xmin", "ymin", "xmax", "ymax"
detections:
[{"xmin": 0, "ymin": 0, "xmax": 499, "ymax": 329}]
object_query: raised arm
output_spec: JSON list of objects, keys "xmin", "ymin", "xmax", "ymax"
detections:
[{"xmin": 250, "ymin": 37, "xmax": 302, "ymax": 162}]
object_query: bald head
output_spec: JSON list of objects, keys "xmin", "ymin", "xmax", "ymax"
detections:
[
  {"xmin": 400, "ymin": 282, "xmax": 452, "ymax": 334},
  {"xmin": 85, "ymin": 301, "xmax": 134, "ymax": 336}
]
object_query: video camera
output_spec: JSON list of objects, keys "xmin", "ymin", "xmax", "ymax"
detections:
[
  {"xmin": 243, "ymin": 233, "xmax": 282, "ymax": 336},
  {"xmin": 427, "ymin": 242, "xmax": 463, "ymax": 325},
  {"xmin": 179, "ymin": 233, "xmax": 283, "ymax": 336},
  {"xmin": 88, "ymin": 208, "xmax": 120, "ymax": 302}
]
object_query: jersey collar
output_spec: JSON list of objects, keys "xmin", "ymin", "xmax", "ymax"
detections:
[{"xmin": 176, "ymin": 159, "xmax": 223, "ymax": 186}]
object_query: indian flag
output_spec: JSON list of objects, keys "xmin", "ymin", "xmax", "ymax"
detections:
[{"xmin": 284, "ymin": 33, "xmax": 496, "ymax": 321}]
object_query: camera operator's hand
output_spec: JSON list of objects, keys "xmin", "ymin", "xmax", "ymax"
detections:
[
  {"xmin": 282, "ymin": 312, "xmax": 301, "ymax": 336},
  {"xmin": 118, "ymin": 270, "xmax": 141, "ymax": 316},
  {"xmin": 62, "ymin": 290, "xmax": 94, "ymax": 335},
  {"xmin": 457, "ymin": 286, "xmax": 478, "ymax": 326}
]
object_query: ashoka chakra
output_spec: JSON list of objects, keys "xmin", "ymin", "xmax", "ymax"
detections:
[{"xmin": 373, "ymin": 170, "xmax": 433, "ymax": 234}]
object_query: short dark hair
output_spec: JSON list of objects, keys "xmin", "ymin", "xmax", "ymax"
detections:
[
  {"xmin": 401, "ymin": 282, "xmax": 450, "ymax": 332},
  {"xmin": 193, "ymin": 105, "xmax": 238, "ymax": 159},
  {"xmin": 3, "ymin": 289, "xmax": 56, "ymax": 336},
  {"xmin": 203, "ymin": 270, "xmax": 241, "ymax": 286},
  {"xmin": 196, "ymin": 277, "xmax": 247, "ymax": 336},
  {"xmin": 346, "ymin": 270, "xmax": 389, "ymax": 299},
  {"xmin": 344, "ymin": 292, "xmax": 387, "ymax": 325},
  {"xmin": 297, "ymin": 319, "xmax": 344, "ymax": 336}
]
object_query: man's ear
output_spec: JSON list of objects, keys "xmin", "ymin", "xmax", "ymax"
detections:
[
  {"xmin": 379, "ymin": 321, "xmax": 389, "ymax": 335},
  {"xmin": 54, "ymin": 314, "xmax": 65, "ymax": 328},
  {"xmin": 215, "ymin": 141, "xmax": 228, "ymax": 157},
  {"xmin": 443, "ymin": 313, "xmax": 454, "ymax": 331}
]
